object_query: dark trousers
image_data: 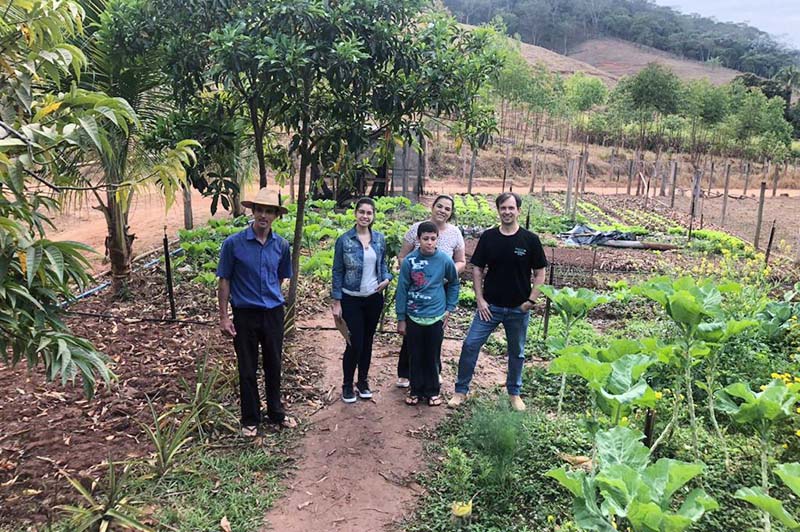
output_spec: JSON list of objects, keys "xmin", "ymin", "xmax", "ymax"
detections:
[
  {"xmin": 397, "ymin": 335, "xmax": 442, "ymax": 379},
  {"xmin": 406, "ymin": 319, "xmax": 444, "ymax": 398},
  {"xmin": 341, "ymin": 292, "xmax": 383, "ymax": 386},
  {"xmin": 232, "ymin": 306, "xmax": 285, "ymax": 426}
]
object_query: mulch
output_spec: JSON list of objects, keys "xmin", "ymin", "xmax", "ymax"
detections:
[{"xmin": 0, "ymin": 268, "xmax": 324, "ymax": 526}]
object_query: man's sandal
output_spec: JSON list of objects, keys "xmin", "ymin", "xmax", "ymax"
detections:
[
  {"xmin": 405, "ymin": 395, "xmax": 420, "ymax": 406},
  {"xmin": 279, "ymin": 416, "xmax": 298, "ymax": 429},
  {"xmin": 428, "ymin": 396, "xmax": 442, "ymax": 407},
  {"xmin": 241, "ymin": 425, "xmax": 258, "ymax": 438}
]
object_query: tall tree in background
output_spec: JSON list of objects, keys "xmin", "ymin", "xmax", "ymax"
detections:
[{"xmin": 613, "ymin": 63, "xmax": 680, "ymax": 152}]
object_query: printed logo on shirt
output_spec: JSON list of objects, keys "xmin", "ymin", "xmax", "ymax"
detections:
[
  {"xmin": 408, "ymin": 256, "xmax": 429, "ymax": 270},
  {"xmin": 514, "ymin": 247, "xmax": 527, "ymax": 257}
]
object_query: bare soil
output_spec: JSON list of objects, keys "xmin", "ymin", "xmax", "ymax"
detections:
[
  {"xmin": 568, "ymin": 38, "xmax": 741, "ymax": 86},
  {"xmin": 261, "ymin": 315, "xmax": 508, "ymax": 532},
  {"xmin": 0, "ymin": 272, "xmax": 230, "ymax": 525}
]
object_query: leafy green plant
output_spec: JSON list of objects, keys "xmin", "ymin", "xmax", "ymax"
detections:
[
  {"xmin": 717, "ymin": 379, "xmax": 800, "ymax": 532},
  {"xmin": 57, "ymin": 460, "xmax": 154, "ymax": 532},
  {"xmin": 138, "ymin": 397, "xmax": 197, "ymax": 480},
  {"xmin": 548, "ymin": 426, "xmax": 718, "ymax": 532},
  {"xmin": 540, "ymin": 285, "xmax": 610, "ymax": 417},
  {"xmin": 635, "ymin": 277, "xmax": 754, "ymax": 459},
  {"xmin": 549, "ymin": 339, "xmax": 665, "ymax": 433},
  {"xmin": 174, "ymin": 358, "xmax": 237, "ymax": 441},
  {"xmin": 736, "ymin": 462, "xmax": 800, "ymax": 531},
  {"xmin": 465, "ymin": 402, "xmax": 524, "ymax": 487}
]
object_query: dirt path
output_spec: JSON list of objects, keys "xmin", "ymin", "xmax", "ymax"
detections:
[{"xmin": 263, "ymin": 315, "xmax": 507, "ymax": 532}]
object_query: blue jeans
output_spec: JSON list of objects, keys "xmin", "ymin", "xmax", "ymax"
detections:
[{"xmin": 455, "ymin": 304, "xmax": 530, "ymax": 396}]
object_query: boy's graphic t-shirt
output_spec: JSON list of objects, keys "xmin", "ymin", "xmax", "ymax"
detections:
[{"xmin": 396, "ymin": 250, "xmax": 459, "ymax": 323}]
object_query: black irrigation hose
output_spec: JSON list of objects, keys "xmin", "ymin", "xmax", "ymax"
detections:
[{"xmin": 63, "ymin": 309, "xmax": 468, "ymax": 340}]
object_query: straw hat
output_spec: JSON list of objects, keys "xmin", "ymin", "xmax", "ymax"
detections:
[{"xmin": 241, "ymin": 188, "xmax": 288, "ymax": 215}]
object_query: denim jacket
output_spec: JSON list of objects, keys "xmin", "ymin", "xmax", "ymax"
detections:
[{"xmin": 331, "ymin": 226, "xmax": 392, "ymax": 299}]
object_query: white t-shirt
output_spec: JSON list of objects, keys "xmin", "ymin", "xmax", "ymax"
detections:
[
  {"xmin": 343, "ymin": 244, "xmax": 379, "ymax": 297},
  {"xmin": 403, "ymin": 222, "xmax": 465, "ymax": 259}
]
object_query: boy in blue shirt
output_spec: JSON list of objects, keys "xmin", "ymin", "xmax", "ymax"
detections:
[{"xmin": 396, "ymin": 221, "xmax": 459, "ymax": 406}]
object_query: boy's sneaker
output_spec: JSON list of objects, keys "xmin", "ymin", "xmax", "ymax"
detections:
[
  {"xmin": 396, "ymin": 378, "xmax": 410, "ymax": 388},
  {"xmin": 342, "ymin": 384, "xmax": 357, "ymax": 403},
  {"xmin": 356, "ymin": 381, "xmax": 373, "ymax": 399}
]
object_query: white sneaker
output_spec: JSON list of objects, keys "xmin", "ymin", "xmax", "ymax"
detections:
[{"xmin": 396, "ymin": 378, "xmax": 410, "ymax": 388}]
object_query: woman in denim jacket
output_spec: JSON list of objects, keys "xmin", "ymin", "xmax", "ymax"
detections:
[{"xmin": 331, "ymin": 197, "xmax": 392, "ymax": 404}]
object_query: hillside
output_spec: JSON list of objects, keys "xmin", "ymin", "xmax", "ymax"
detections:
[
  {"xmin": 568, "ymin": 38, "xmax": 742, "ymax": 85},
  {"xmin": 514, "ymin": 38, "xmax": 619, "ymax": 87}
]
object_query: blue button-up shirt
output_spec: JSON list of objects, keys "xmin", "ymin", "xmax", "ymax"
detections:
[{"xmin": 217, "ymin": 225, "xmax": 293, "ymax": 310}]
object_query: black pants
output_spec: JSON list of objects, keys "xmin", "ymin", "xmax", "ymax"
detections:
[
  {"xmin": 232, "ymin": 306, "xmax": 285, "ymax": 426},
  {"xmin": 397, "ymin": 335, "xmax": 441, "ymax": 378},
  {"xmin": 406, "ymin": 319, "xmax": 444, "ymax": 398},
  {"xmin": 341, "ymin": 292, "xmax": 383, "ymax": 386}
]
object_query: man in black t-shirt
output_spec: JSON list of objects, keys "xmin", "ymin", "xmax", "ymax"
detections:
[{"xmin": 448, "ymin": 192, "xmax": 547, "ymax": 411}]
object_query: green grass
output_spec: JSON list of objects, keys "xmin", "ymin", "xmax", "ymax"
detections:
[
  {"xmin": 147, "ymin": 438, "xmax": 291, "ymax": 531},
  {"xmin": 404, "ymin": 396, "xmax": 590, "ymax": 532}
]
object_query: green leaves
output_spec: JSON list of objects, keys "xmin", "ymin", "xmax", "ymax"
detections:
[
  {"xmin": 548, "ymin": 427, "xmax": 717, "ymax": 532},
  {"xmin": 549, "ymin": 340, "xmax": 661, "ymax": 422},
  {"xmin": 716, "ymin": 379, "xmax": 799, "ymax": 429},
  {"xmin": 735, "ymin": 462, "xmax": 800, "ymax": 531},
  {"xmin": 736, "ymin": 487, "xmax": 800, "ymax": 530},
  {"xmin": 540, "ymin": 285, "xmax": 611, "ymax": 324},
  {"xmin": 636, "ymin": 276, "xmax": 727, "ymax": 335}
]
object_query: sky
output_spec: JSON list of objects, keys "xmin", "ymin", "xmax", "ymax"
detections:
[{"xmin": 654, "ymin": 0, "xmax": 800, "ymax": 50}]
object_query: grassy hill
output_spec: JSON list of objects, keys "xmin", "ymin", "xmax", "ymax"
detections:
[
  {"xmin": 514, "ymin": 37, "xmax": 619, "ymax": 87},
  {"xmin": 568, "ymin": 38, "xmax": 742, "ymax": 86}
]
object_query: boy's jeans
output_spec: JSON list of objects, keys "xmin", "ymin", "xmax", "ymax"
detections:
[{"xmin": 455, "ymin": 304, "xmax": 530, "ymax": 396}]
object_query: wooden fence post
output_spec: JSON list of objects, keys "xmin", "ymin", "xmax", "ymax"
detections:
[
  {"xmin": 721, "ymin": 162, "xmax": 731, "ymax": 227},
  {"xmin": 565, "ymin": 157, "xmax": 574, "ymax": 218},
  {"xmin": 690, "ymin": 169, "xmax": 702, "ymax": 219},
  {"xmin": 627, "ymin": 159, "xmax": 634, "ymax": 195},
  {"xmin": 528, "ymin": 147, "xmax": 538, "ymax": 194},
  {"xmin": 669, "ymin": 161, "xmax": 678, "ymax": 208},
  {"xmin": 754, "ymin": 181, "xmax": 767, "ymax": 249},
  {"xmin": 772, "ymin": 164, "xmax": 780, "ymax": 197},
  {"xmin": 743, "ymin": 162, "xmax": 751, "ymax": 196}
]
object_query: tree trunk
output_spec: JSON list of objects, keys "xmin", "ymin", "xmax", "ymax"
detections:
[
  {"xmin": 249, "ymin": 102, "xmax": 268, "ymax": 188},
  {"xmin": 182, "ymin": 184, "xmax": 193, "ymax": 230},
  {"xmin": 286, "ymin": 118, "xmax": 311, "ymax": 337},
  {"xmin": 468, "ymin": 147, "xmax": 477, "ymax": 194},
  {"xmin": 105, "ymin": 190, "xmax": 133, "ymax": 299}
]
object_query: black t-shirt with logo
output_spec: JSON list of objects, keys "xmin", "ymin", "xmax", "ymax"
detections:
[{"xmin": 470, "ymin": 227, "xmax": 548, "ymax": 308}]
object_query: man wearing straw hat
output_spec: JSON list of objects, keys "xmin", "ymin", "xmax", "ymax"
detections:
[{"xmin": 217, "ymin": 188, "xmax": 297, "ymax": 436}]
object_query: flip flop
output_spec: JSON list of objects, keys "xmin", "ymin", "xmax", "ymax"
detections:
[
  {"xmin": 279, "ymin": 416, "xmax": 298, "ymax": 429},
  {"xmin": 405, "ymin": 395, "xmax": 420, "ymax": 405},
  {"xmin": 428, "ymin": 396, "xmax": 442, "ymax": 407}
]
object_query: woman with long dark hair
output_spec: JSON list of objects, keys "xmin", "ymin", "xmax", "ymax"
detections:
[
  {"xmin": 331, "ymin": 197, "xmax": 392, "ymax": 403},
  {"xmin": 395, "ymin": 195, "xmax": 466, "ymax": 388}
]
